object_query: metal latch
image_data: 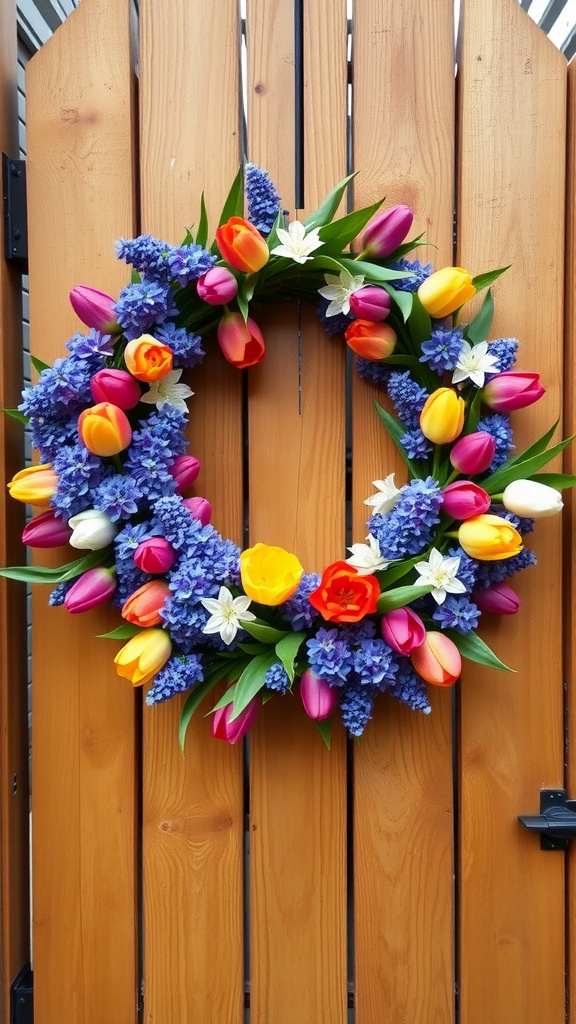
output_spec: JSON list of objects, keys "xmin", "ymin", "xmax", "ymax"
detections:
[
  {"xmin": 2, "ymin": 154, "xmax": 28, "ymax": 273},
  {"xmin": 518, "ymin": 789, "xmax": 576, "ymax": 850}
]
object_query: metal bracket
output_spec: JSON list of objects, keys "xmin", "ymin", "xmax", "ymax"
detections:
[
  {"xmin": 518, "ymin": 788, "xmax": 576, "ymax": 850},
  {"xmin": 10, "ymin": 964, "xmax": 32, "ymax": 1024},
  {"xmin": 2, "ymin": 154, "xmax": 28, "ymax": 273}
]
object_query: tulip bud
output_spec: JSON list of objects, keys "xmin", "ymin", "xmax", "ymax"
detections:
[
  {"xmin": 458, "ymin": 514, "xmax": 523, "ymax": 561},
  {"xmin": 472, "ymin": 582, "xmax": 520, "ymax": 615},
  {"xmin": 299, "ymin": 669, "xmax": 338, "ymax": 720},
  {"xmin": 411, "ymin": 631, "xmax": 462, "ymax": 687},
  {"xmin": 215, "ymin": 217, "xmax": 270, "ymax": 273},
  {"xmin": 64, "ymin": 567, "xmax": 116, "ymax": 613},
  {"xmin": 90, "ymin": 369, "xmax": 141, "ymax": 410},
  {"xmin": 78, "ymin": 402, "xmax": 132, "ymax": 457},
  {"xmin": 482, "ymin": 372, "xmax": 545, "ymax": 413},
  {"xmin": 449, "ymin": 432, "xmax": 496, "ymax": 475},
  {"xmin": 169, "ymin": 454, "xmax": 201, "ymax": 493},
  {"xmin": 441, "ymin": 481, "xmax": 491, "ymax": 520},
  {"xmin": 68, "ymin": 509, "xmax": 117, "ymax": 550},
  {"xmin": 7, "ymin": 464, "xmax": 58, "ymax": 507},
  {"xmin": 217, "ymin": 313, "xmax": 266, "ymax": 369},
  {"xmin": 122, "ymin": 580, "xmax": 171, "ymax": 628},
  {"xmin": 196, "ymin": 266, "xmax": 238, "ymax": 305},
  {"xmin": 502, "ymin": 479, "xmax": 563, "ymax": 518},
  {"xmin": 380, "ymin": 607, "xmax": 426, "ymax": 655},
  {"xmin": 70, "ymin": 285, "xmax": 118, "ymax": 333},
  {"xmin": 344, "ymin": 320, "xmax": 396, "ymax": 360},
  {"xmin": 123, "ymin": 335, "xmax": 173, "ymax": 382},
  {"xmin": 212, "ymin": 694, "xmax": 261, "ymax": 743},
  {"xmin": 417, "ymin": 267, "xmax": 476, "ymax": 318},
  {"xmin": 182, "ymin": 496, "xmax": 213, "ymax": 525},
  {"xmin": 134, "ymin": 536, "xmax": 177, "ymax": 574},
  {"xmin": 348, "ymin": 286, "xmax": 392, "ymax": 322},
  {"xmin": 420, "ymin": 388, "xmax": 465, "ymax": 445},
  {"xmin": 114, "ymin": 628, "xmax": 172, "ymax": 687},
  {"xmin": 22, "ymin": 509, "xmax": 72, "ymax": 548},
  {"xmin": 361, "ymin": 205, "xmax": 414, "ymax": 258}
]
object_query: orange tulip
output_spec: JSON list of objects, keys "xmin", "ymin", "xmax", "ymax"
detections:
[
  {"xmin": 121, "ymin": 580, "xmax": 171, "ymax": 628},
  {"xmin": 215, "ymin": 217, "xmax": 270, "ymax": 273},
  {"xmin": 411, "ymin": 631, "xmax": 461, "ymax": 687},
  {"xmin": 123, "ymin": 334, "xmax": 173, "ymax": 382},
  {"xmin": 344, "ymin": 320, "xmax": 396, "ymax": 360},
  {"xmin": 78, "ymin": 402, "xmax": 132, "ymax": 457}
]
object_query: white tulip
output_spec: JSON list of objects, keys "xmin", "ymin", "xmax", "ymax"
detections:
[
  {"xmin": 68, "ymin": 509, "xmax": 118, "ymax": 550},
  {"xmin": 502, "ymin": 479, "xmax": 563, "ymax": 518}
]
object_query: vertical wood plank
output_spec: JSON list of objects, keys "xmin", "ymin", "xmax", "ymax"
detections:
[
  {"xmin": 352, "ymin": 2, "xmax": 456, "ymax": 1021},
  {"xmin": 0, "ymin": 0, "xmax": 30, "ymax": 1014},
  {"xmin": 26, "ymin": 1, "xmax": 138, "ymax": 1021},
  {"xmin": 458, "ymin": 4, "xmax": 566, "ymax": 1022},
  {"xmin": 247, "ymin": 1, "xmax": 348, "ymax": 1021},
  {"xmin": 139, "ymin": 2, "xmax": 245, "ymax": 1021}
]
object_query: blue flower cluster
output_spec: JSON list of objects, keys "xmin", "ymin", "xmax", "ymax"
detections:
[
  {"xmin": 115, "ymin": 233, "xmax": 215, "ymax": 286},
  {"xmin": 369, "ymin": 477, "xmax": 443, "ymax": 559},
  {"xmin": 245, "ymin": 163, "xmax": 282, "ymax": 235}
]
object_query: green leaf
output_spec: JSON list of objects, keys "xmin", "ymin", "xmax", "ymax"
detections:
[
  {"xmin": 463, "ymin": 388, "xmax": 483, "ymax": 435},
  {"xmin": 484, "ymin": 434, "xmax": 576, "ymax": 494},
  {"xmin": 471, "ymin": 265, "xmax": 510, "ymax": 291},
  {"xmin": 316, "ymin": 717, "xmax": 332, "ymax": 750},
  {"xmin": 407, "ymin": 293, "xmax": 432, "ymax": 348},
  {"xmin": 377, "ymin": 584, "xmax": 432, "ymax": 612},
  {"xmin": 376, "ymin": 555, "xmax": 422, "ymax": 589},
  {"xmin": 2, "ymin": 408, "xmax": 28, "ymax": 424},
  {"xmin": 482, "ymin": 422, "xmax": 559, "ymax": 492},
  {"xmin": 531, "ymin": 473, "xmax": 576, "ymax": 489},
  {"xmin": 241, "ymin": 272, "xmax": 260, "ymax": 304},
  {"xmin": 265, "ymin": 208, "xmax": 286, "ymax": 251},
  {"xmin": 217, "ymin": 166, "xmax": 244, "ymax": 226},
  {"xmin": 317, "ymin": 199, "xmax": 383, "ymax": 249},
  {"xmin": 181, "ymin": 228, "xmax": 194, "ymax": 246},
  {"xmin": 236, "ymin": 290, "xmax": 250, "ymax": 322},
  {"xmin": 30, "ymin": 355, "xmax": 50, "ymax": 374},
  {"xmin": 386, "ymin": 233, "xmax": 434, "ymax": 260},
  {"xmin": 466, "ymin": 288, "xmax": 494, "ymax": 345},
  {"xmin": 445, "ymin": 629, "xmax": 514, "ymax": 672},
  {"xmin": 340, "ymin": 258, "xmax": 413, "ymax": 283},
  {"xmin": 240, "ymin": 619, "xmax": 289, "ymax": 644},
  {"xmin": 0, "ymin": 550, "xmax": 107, "ymax": 585},
  {"xmin": 228, "ymin": 651, "xmax": 277, "ymax": 720},
  {"xmin": 131, "ymin": 270, "xmax": 141, "ymax": 284},
  {"xmin": 179, "ymin": 664, "xmax": 234, "ymax": 752},
  {"xmin": 195, "ymin": 192, "xmax": 209, "ymax": 248},
  {"xmin": 303, "ymin": 172, "xmax": 357, "ymax": 230},
  {"xmin": 97, "ymin": 623, "xmax": 142, "ymax": 640},
  {"xmin": 373, "ymin": 401, "xmax": 421, "ymax": 478},
  {"xmin": 236, "ymin": 642, "xmax": 268, "ymax": 655},
  {"xmin": 275, "ymin": 631, "xmax": 306, "ymax": 683},
  {"xmin": 383, "ymin": 354, "xmax": 422, "ymax": 371},
  {"xmin": 382, "ymin": 284, "xmax": 413, "ymax": 322}
]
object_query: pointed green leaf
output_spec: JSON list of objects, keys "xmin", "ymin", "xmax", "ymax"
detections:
[
  {"xmin": 179, "ymin": 665, "xmax": 233, "ymax": 752},
  {"xmin": 275, "ymin": 631, "xmax": 306, "ymax": 683},
  {"xmin": 237, "ymin": 642, "xmax": 268, "ymax": 655},
  {"xmin": 317, "ymin": 199, "xmax": 384, "ymax": 249},
  {"xmin": 382, "ymin": 284, "xmax": 413, "ymax": 322},
  {"xmin": 316, "ymin": 717, "xmax": 332, "ymax": 750},
  {"xmin": 376, "ymin": 555, "xmax": 422, "ymax": 589},
  {"xmin": 340, "ymin": 258, "xmax": 414, "ymax": 283},
  {"xmin": 218, "ymin": 166, "xmax": 244, "ymax": 226},
  {"xmin": 236, "ymin": 290, "xmax": 250, "ymax": 322},
  {"xmin": 97, "ymin": 623, "xmax": 142, "ymax": 640},
  {"xmin": 373, "ymin": 401, "xmax": 421, "ymax": 478},
  {"xmin": 228, "ymin": 651, "xmax": 277, "ymax": 720},
  {"xmin": 445, "ymin": 629, "xmax": 514, "ymax": 672},
  {"xmin": 386, "ymin": 233, "xmax": 435, "ymax": 260},
  {"xmin": 196, "ymin": 192, "xmax": 209, "ymax": 248},
  {"xmin": 0, "ymin": 549, "xmax": 108, "ymax": 585},
  {"xmin": 131, "ymin": 270, "xmax": 141, "ymax": 284},
  {"xmin": 303, "ymin": 172, "xmax": 357, "ymax": 230},
  {"xmin": 463, "ymin": 388, "xmax": 483, "ymax": 436},
  {"xmin": 265, "ymin": 208, "xmax": 286, "ymax": 251},
  {"xmin": 2, "ymin": 408, "xmax": 28, "ymax": 424},
  {"xmin": 531, "ymin": 473, "xmax": 576, "ymax": 489},
  {"xmin": 30, "ymin": 355, "xmax": 50, "ymax": 374},
  {"xmin": 240, "ymin": 619, "xmax": 289, "ymax": 644},
  {"xmin": 407, "ymin": 292, "xmax": 432, "ymax": 347},
  {"xmin": 241, "ymin": 272, "xmax": 260, "ymax": 304},
  {"xmin": 484, "ymin": 434, "xmax": 576, "ymax": 494},
  {"xmin": 377, "ymin": 584, "xmax": 432, "ymax": 612},
  {"xmin": 466, "ymin": 288, "xmax": 494, "ymax": 345},
  {"xmin": 181, "ymin": 228, "xmax": 194, "ymax": 246},
  {"xmin": 471, "ymin": 265, "xmax": 510, "ymax": 291}
]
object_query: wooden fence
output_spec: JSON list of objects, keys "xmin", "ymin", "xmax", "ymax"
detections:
[{"xmin": 0, "ymin": 0, "xmax": 575, "ymax": 1021}]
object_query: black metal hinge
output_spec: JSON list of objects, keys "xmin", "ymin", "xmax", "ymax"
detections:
[
  {"xmin": 10, "ymin": 964, "xmax": 33, "ymax": 1024},
  {"xmin": 518, "ymin": 789, "xmax": 576, "ymax": 850},
  {"xmin": 2, "ymin": 154, "xmax": 28, "ymax": 274}
]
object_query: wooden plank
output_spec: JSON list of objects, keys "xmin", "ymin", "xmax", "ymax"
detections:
[
  {"xmin": 139, "ymin": 2, "xmax": 245, "ymax": 1021},
  {"xmin": 246, "ymin": 2, "xmax": 348, "ymax": 1021},
  {"xmin": 457, "ymin": 4, "xmax": 566, "ymax": 1022},
  {"xmin": 0, "ymin": 0, "xmax": 30, "ymax": 1016},
  {"xmin": 25, "ymin": 2, "xmax": 138, "ymax": 1020},
  {"xmin": 351, "ymin": 2, "xmax": 456, "ymax": 1021}
]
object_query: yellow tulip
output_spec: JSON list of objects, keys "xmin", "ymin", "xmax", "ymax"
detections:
[
  {"xmin": 240, "ymin": 543, "xmax": 304, "ymax": 606},
  {"xmin": 419, "ymin": 388, "xmax": 465, "ymax": 445},
  {"xmin": 417, "ymin": 267, "xmax": 476, "ymax": 318},
  {"xmin": 458, "ymin": 514, "xmax": 523, "ymax": 561},
  {"xmin": 7, "ymin": 464, "xmax": 58, "ymax": 506},
  {"xmin": 114, "ymin": 628, "xmax": 172, "ymax": 687}
]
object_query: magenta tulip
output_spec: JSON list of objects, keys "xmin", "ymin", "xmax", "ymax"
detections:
[
  {"xmin": 70, "ymin": 285, "xmax": 118, "ymax": 333},
  {"xmin": 64, "ymin": 566, "xmax": 116, "ymax": 613},
  {"xmin": 22, "ymin": 509, "xmax": 73, "ymax": 548},
  {"xmin": 380, "ymin": 607, "xmax": 426, "ymax": 655},
  {"xmin": 449, "ymin": 432, "xmax": 496, "ymax": 475},
  {"xmin": 482, "ymin": 372, "xmax": 545, "ymax": 412},
  {"xmin": 361, "ymin": 205, "xmax": 414, "ymax": 258},
  {"xmin": 349, "ymin": 285, "xmax": 392, "ymax": 322},
  {"xmin": 196, "ymin": 266, "xmax": 238, "ymax": 305},
  {"xmin": 213, "ymin": 694, "xmax": 260, "ymax": 743},
  {"xmin": 472, "ymin": 582, "xmax": 520, "ymax": 615},
  {"xmin": 182, "ymin": 496, "xmax": 213, "ymax": 525},
  {"xmin": 299, "ymin": 669, "xmax": 338, "ymax": 720},
  {"xmin": 90, "ymin": 369, "xmax": 141, "ymax": 409},
  {"xmin": 441, "ymin": 481, "xmax": 491, "ymax": 520},
  {"xmin": 169, "ymin": 455, "xmax": 201, "ymax": 493},
  {"xmin": 133, "ymin": 536, "xmax": 177, "ymax": 574}
]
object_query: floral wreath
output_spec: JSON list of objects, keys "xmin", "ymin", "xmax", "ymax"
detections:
[{"xmin": 3, "ymin": 165, "xmax": 574, "ymax": 748}]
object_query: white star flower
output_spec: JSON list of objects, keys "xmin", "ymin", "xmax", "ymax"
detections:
[
  {"xmin": 364, "ymin": 474, "xmax": 403, "ymax": 516},
  {"xmin": 413, "ymin": 547, "xmax": 467, "ymax": 605},
  {"xmin": 271, "ymin": 221, "xmax": 323, "ymax": 264},
  {"xmin": 140, "ymin": 369, "xmax": 194, "ymax": 412},
  {"xmin": 346, "ymin": 534, "xmax": 389, "ymax": 575},
  {"xmin": 452, "ymin": 340, "xmax": 499, "ymax": 389},
  {"xmin": 318, "ymin": 270, "xmax": 365, "ymax": 316},
  {"xmin": 200, "ymin": 586, "xmax": 257, "ymax": 646}
]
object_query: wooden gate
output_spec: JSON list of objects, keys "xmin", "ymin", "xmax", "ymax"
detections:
[{"xmin": 1, "ymin": 0, "xmax": 575, "ymax": 1021}]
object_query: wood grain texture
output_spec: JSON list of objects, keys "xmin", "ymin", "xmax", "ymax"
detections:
[
  {"xmin": 458, "ymin": 4, "xmax": 566, "ymax": 1022},
  {"xmin": 139, "ymin": 2, "xmax": 244, "ymax": 1021},
  {"xmin": 352, "ymin": 2, "xmax": 456, "ymax": 1021},
  {"xmin": 247, "ymin": 2, "xmax": 348, "ymax": 1021},
  {"xmin": 0, "ymin": 0, "xmax": 30, "ymax": 1014},
  {"xmin": 25, "ymin": 2, "xmax": 138, "ymax": 1021}
]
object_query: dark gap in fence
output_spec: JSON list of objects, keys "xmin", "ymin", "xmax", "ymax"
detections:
[
  {"xmin": 136, "ymin": 695, "xmax": 144, "ymax": 1023},
  {"xmin": 294, "ymin": 0, "xmax": 304, "ymax": 209},
  {"xmin": 243, "ymin": 736, "xmax": 251, "ymax": 1024},
  {"xmin": 453, "ymin": 13, "xmax": 462, "ymax": 1021}
]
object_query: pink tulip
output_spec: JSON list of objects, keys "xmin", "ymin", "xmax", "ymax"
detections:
[
  {"xmin": 169, "ymin": 455, "xmax": 200, "ymax": 493},
  {"xmin": 349, "ymin": 286, "xmax": 392, "ymax": 322},
  {"xmin": 361, "ymin": 205, "xmax": 414, "ymax": 257},
  {"xmin": 196, "ymin": 267, "xmax": 238, "ymax": 305},
  {"xmin": 133, "ymin": 536, "xmax": 177, "ymax": 574},
  {"xmin": 380, "ymin": 607, "xmax": 426, "ymax": 655},
  {"xmin": 411, "ymin": 631, "xmax": 462, "ymax": 687},
  {"xmin": 64, "ymin": 566, "xmax": 116, "ymax": 613},
  {"xmin": 299, "ymin": 669, "xmax": 338, "ymax": 720},
  {"xmin": 449, "ymin": 432, "xmax": 496, "ymax": 475},
  {"xmin": 441, "ymin": 481, "xmax": 491, "ymax": 520},
  {"xmin": 70, "ymin": 285, "xmax": 118, "ymax": 333},
  {"xmin": 22, "ymin": 509, "xmax": 73, "ymax": 548},
  {"xmin": 182, "ymin": 496, "xmax": 213, "ymax": 525},
  {"xmin": 472, "ymin": 582, "xmax": 520, "ymax": 615},
  {"xmin": 90, "ymin": 369, "xmax": 141, "ymax": 410},
  {"xmin": 482, "ymin": 372, "xmax": 545, "ymax": 412},
  {"xmin": 213, "ymin": 694, "xmax": 260, "ymax": 743},
  {"xmin": 217, "ymin": 312, "xmax": 266, "ymax": 369}
]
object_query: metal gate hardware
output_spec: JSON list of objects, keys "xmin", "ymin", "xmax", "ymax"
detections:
[
  {"xmin": 2, "ymin": 154, "xmax": 28, "ymax": 273},
  {"xmin": 518, "ymin": 789, "xmax": 576, "ymax": 850},
  {"xmin": 10, "ymin": 963, "xmax": 33, "ymax": 1024}
]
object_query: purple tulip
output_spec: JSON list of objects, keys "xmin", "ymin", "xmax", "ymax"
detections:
[
  {"xmin": 349, "ymin": 285, "xmax": 392, "ymax": 323},
  {"xmin": 197, "ymin": 266, "xmax": 238, "ymax": 305},
  {"xmin": 441, "ymin": 481, "xmax": 491, "ymax": 520},
  {"xmin": 169, "ymin": 455, "xmax": 201, "ymax": 494},
  {"xmin": 70, "ymin": 285, "xmax": 118, "ymax": 333},
  {"xmin": 133, "ymin": 536, "xmax": 177, "ymax": 574},
  {"xmin": 472, "ymin": 582, "xmax": 520, "ymax": 615},
  {"xmin": 361, "ymin": 205, "xmax": 413, "ymax": 258},
  {"xmin": 182, "ymin": 496, "xmax": 212, "ymax": 525},
  {"xmin": 299, "ymin": 669, "xmax": 337, "ymax": 720},
  {"xmin": 64, "ymin": 567, "xmax": 117, "ymax": 613},
  {"xmin": 449, "ymin": 432, "xmax": 496, "ymax": 475},
  {"xmin": 212, "ymin": 695, "xmax": 260, "ymax": 743},
  {"xmin": 90, "ymin": 369, "xmax": 141, "ymax": 410},
  {"xmin": 22, "ymin": 509, "xmax": 73, "ymax": 548}
]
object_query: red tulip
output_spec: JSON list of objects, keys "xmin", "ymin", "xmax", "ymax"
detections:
[
  {"xmin": 133, "ymin": 537, "xmax": 177, "ymax": 574},
  {"xmin": 217, "ymin": 313, "xmax": 265, "ymax": 369},
  {"xmin": 90, "ymin": 369, "xmax": 141, "ymax": 410}
]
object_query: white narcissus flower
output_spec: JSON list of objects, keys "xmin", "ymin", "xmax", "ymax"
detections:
[
  {"xmin": 200, "ymin": 586, "xmax": 256, "ymax": 646},
  {"xmin": 413, "ymin": 547, "xmax": 467, "ymax": 605},
  {"xmin": 318, "ymin": 270, "xmax": 365, "ymax": 316},
  {"xmin": 502, "ymin": 479, "xmax": 563, "ymax": 518},
  {"xmin": 270, "ymin": 221, "xmax": 323, "ymax": 264},
  {"xmin": 346, "ymin": 534, "xmax": 389, "ymax": 575},
  {"xmin": 364, "ymin": 474, "xmax": 403, "ymax": 516},
  {"xmin": 140, "ymin": 369, "xmax": 194, "ymax": 413},
  {"xmin": 452, "ymin": 340, "xmax": 499, "ymax": 388},
  {"xmin": 68, "ymin": 509, "xmax": 117, "ymax": 550}
]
